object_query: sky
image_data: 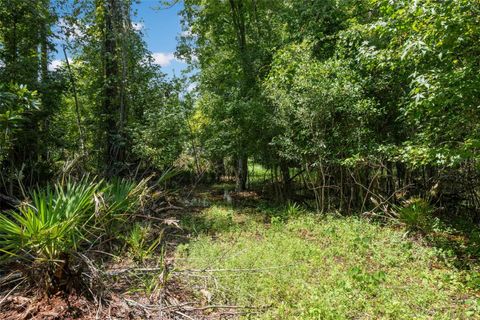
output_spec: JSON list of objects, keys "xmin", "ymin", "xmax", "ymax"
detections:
[
  {"xmin": 132, "ymin": 0, "xmax": 187, "ymax": 77},
  {"xmin": 52, "ymin": 0, "xmax": 188, "ymax": 78}
]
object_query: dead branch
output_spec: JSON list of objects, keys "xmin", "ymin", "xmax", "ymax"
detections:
[
  {"xmin": 156, "ymin": 205, "xmax": 184, "ymax": 212},
  {"xmin": 106, "ymin": 267, "xmax": 164, "ymax": 276},
  {"xmin": 174, "ymin": 265, "xmax": 293, "ymax": 273},
  {"xmin": 182, "ymin": 304, "xmax": 261, "ymax": 311}
]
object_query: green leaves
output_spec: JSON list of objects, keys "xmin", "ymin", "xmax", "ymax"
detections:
[
  {"xmin": 0, "ymin": 177, "xmax": 147, "ymax": 263},
  {"xmin": 0, "ymin": 84, "xmax": 40, "ymax": 161},
  {"xmin": 0, "ymin": 178, "xmax": 100, "ymax": 261},
  {"xmin": 369, "ymin": 0, "xmax": 480, "ymax": 162},
  {"xmin": 265, "ymin": 42, "xmax": 377, "ymax": 162}
]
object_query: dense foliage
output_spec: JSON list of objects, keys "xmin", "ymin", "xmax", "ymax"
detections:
[
  {"xmin": 0, "ymin": 0, "xmax": 185, "ymax": 295},
  {"xmin": 0, "ymin": 0, "xmax": 189, "ymax": 201},
  {"xmin": 179, "ymin": 0, "xmax": 480, "ymax": 215},
  {"xmin": 1, "ymin": 0, "xmax": 478, "ymax": 214}
]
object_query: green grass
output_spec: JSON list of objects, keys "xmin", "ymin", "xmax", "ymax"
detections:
[
  {"xmin": 176, "ymin": 205, "xmax": 480, "ymax": 319},
  {"xmin": 248, "ymin": 162, "xmax": 270, "ymax": 185}
]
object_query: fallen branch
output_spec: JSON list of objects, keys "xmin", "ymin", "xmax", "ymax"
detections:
[
  {"xmin": 106, "ymin": 267, "xmax": 163, "ymax": 276},
  {"xmin": 174, "ymin": 310, "xmax": 195, "ymax": 320},
  {"xmin": 124, "ymin": 299, "xmax": 194, "ymax": 311},
  {"xmin": 183, "ymin": 304, "xmax": 261, "ymax": 311},
  {"xmin": 0, "ymin": 193, "xmax": 20, "ymax": 206},
  {"xmin": 156, "ymin": 205, "xmax": 183, "ymax": 212},
  {"xmin": 174, "ymin": 265, "xmax": 293, "ymax": 273},
  {"xmin": 0, "ymin": 279, "xmax": 26, "ymax": 306},
  {"xmin": 124, "ymin": 297, "xmax": 266, "ymax": 318},
  {"xmin": 0, "ymin": 272, "xmax": 23, "ymax": 287},
  {"xmin": 133, "ymin": 214, "xmax": 182, "ymax": 229}
]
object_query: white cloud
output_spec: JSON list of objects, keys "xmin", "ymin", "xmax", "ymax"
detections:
[
  {"xmin": 132, "ymin": 21, "xmax": 144, "ymax": 31},
  {"xmin": 58, "ymin": 18, "xmax": 85, "ymax": 41},
  {"xmin": 152, "ymin": 52, "xmax": 176, "ymax": 67},
  {"xmin": 180, "ymin": 27, "xmax": 193, "ymax": 37},
  {"xmin": 48, "ymin": 59, "xmax": 63, "ymax": 71},
  {"xmin": 186, "ymin": 82, "xmax": 197, "ymax": 93}
]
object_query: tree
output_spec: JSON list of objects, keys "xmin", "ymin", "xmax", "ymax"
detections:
[
  {"xmin": 0, "ymin": 0, "xmax": 60, "ymax": 194},
  {"xmin": 180, "ymin": 0, "xmax": 283, "ymax": 190}
]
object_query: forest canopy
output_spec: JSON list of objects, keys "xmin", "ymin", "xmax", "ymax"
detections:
[{"xmin": 0, "ymin": 0, "xmax": 478, "ymax": 211}]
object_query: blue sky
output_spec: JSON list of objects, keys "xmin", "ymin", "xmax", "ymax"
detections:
[
  {"xmin": 52, "ymin": 0, "xmax": 187, "ymax": 77},
  {"xmin": 132, "ymin": 0, "xmax": 187, "ymax": 77}
]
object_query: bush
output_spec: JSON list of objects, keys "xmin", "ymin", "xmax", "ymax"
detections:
[
  {"xmin": 125, "ymin": 222, "xmax": 163, "ymax": 263},
  {"xmin": 104, "ymin": 178, "xmax": 148, "ymax": 215},
  {"xmin": 0, "ymin": 177, "xmax": 148, "ymax": 293},
  {"xmin": 270, "ymin": 201, "xmax": 303, "ymax": 224},
  {"xmin": 0, "ymin": 178, "xmax": 101, "ymax": 261},
  {"xmin": 397, "ymin": 197, "xmax": 434, "ymax": 232}
]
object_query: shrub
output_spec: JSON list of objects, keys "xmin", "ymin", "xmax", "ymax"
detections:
[
  {"xmin": 0, "ymin": 178, "xmax": 101, "ymax": 262},
  {"xmin": 0, "ymin": 178, "xmax": 102, "ymax": 291},
  {"xmin": 125, "ymin": 222, "xmax": 163, "ymax": 263},
  {"xmin": 103, "ymin": 178, "xmax": 148, "ymax": 216},
  {"xmin": 0, "ymin": 177, "xmax": 148, "ymax": 293},
  {"xmin": 397, "ymin": 197, "xmax": 434, "ymax": 232},
  {"xmin": 270, "ymin": 201, "xmax": 303, "ymax": 224}
]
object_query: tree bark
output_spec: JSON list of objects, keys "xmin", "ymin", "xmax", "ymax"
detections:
[
  {"xmin": 280, "ymin": 161, "xmax": 291, "ymax": 200},
  {"xmin": 236, "ymin": 155, "xmax": 248, "ymax": 191},
  {"xmin": 229, "ymin": 0, "xmax": 254, "ymax": 191},
  {"xmin": 103, "ymin": 0, "xmax": 125, "ymax": 176}
]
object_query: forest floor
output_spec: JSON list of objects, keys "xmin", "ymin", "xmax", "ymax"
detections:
[
  {"xmin": 164, "ymin": 186, "xmax": 480, "ymax": 319},
  {"xmin": 1, "ymin": 185, "xmax": 480, "ymax": 319}
]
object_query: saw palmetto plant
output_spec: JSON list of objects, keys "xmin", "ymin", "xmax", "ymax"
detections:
[{"xmin": 0, "ymin": 177, "xmax": 148, "ymax": 293}]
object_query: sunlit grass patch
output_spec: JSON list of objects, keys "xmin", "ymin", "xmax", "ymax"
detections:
[
  {"xmin": 248, "ymin": 162, "xmax": 270, "ymax": 185},
  {"xmin": 176, "ymin": 205, "xmax": 479, "ymax": 319}
]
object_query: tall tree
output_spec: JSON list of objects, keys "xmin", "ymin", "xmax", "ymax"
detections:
[
  {"xmin": 180, "ymin": 0, "xmax": 282, "ymax": 191},
  {"xmin": 0, "ymin": 0, "xmax": 60, "ymax": 194},
  {"xmin": 102, "ymin": 0, "xmax": 126, "ymax": 175}
]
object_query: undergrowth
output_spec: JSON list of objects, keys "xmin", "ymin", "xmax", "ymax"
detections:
[
  {"xmin": 176, "ymin": 205, "xmax": 480, "ymax": 319},
  {"xmin": 0, "ymin": 177, "xmax": 149, "ymax": 294}
]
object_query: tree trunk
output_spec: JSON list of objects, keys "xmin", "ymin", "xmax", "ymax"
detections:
[
  {"xmin": 63, "ymin": 46, "xmax": 86, "ymax": 156},
  {"xmin": 214, "ymin": 158, "xmax": 225, "ymax": 182},
  {"xmin": 280, "ymin": 161, "xmax": 291, "ymax": 200},
  {"xmin": 103, "ymin": 0, "xmax": 124, "ymax": 176},
  {"xmin": 236, "ymin": 155, "xmax": 248, "ymax": 191},
  {"xmin": 229, "ymin": 0, "xmax": 254, "ymax": 191}
]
